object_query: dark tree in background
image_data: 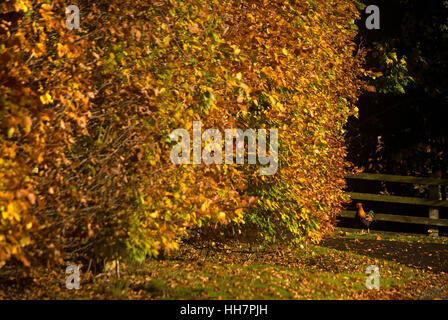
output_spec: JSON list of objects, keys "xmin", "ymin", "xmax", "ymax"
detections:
[{"xmin": 347, "ymin": 0, "xmax": 448, "ymax": 177}]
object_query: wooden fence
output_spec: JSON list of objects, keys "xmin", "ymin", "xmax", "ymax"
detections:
[{"xmin": 343, "ymin": 173, "xmax": 448, "ymax": 236}]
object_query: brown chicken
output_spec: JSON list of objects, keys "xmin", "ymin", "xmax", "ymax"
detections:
[{"xmin": 355, "ymin": 203, "xmax": 375, "ymax": 234}]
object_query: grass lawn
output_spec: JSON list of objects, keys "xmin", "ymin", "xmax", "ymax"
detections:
[{"xmin": 1, "ymin": 230, "xmax": 447, "ymax": 299}]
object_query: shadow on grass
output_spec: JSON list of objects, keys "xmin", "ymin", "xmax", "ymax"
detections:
[{"xmin": 321, "ymin": 237, "xmax": 448, "ymax": 273}]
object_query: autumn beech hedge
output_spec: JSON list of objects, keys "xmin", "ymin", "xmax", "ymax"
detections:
[{"xmin": 0, "ymin": 0, "xmax": 363, "ymax": 267}]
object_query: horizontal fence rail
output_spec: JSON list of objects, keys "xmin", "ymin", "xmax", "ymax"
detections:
[
  {"xmin": 341, "ymin": 210, "xmax": 448, "ymax": 227},
  {"xmin": 348, "ymin": 192, "xmax": 448, "ymax": 207},
  {"xmin": 345, "ymin": 173, "xmax": 448, "ymax": 186},
  {"xmin": 345, "ymin": 173, "xmax": 447, "ymax": 236}
]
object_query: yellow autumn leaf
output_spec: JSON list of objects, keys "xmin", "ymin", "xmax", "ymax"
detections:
[
  {"xmin": 201, "ymin": 201, "xmax": 210, "ymax": 212},
  {"xmin": 14, "ymin": 0, "xmax": 29, "ymax": 12},
  {"xmin": 7, "ymin": 127, "xmax": 15, "ymax": 138},
  {"xmin": 20, "ymin": 236, "xmax": 31, "ymax": 246},
  {"xmin": 40, "ymin": 92, "xmax": 53, "ymax": 105}
]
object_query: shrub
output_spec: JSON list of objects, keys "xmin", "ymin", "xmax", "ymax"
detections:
[{"xmin": 0, "ymin": 0, "xmax": 362, "ymax": 268}]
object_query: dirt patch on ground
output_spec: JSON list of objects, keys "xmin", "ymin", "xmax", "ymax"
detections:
[
  {"xmin": 321, "ymin": 237, "xmax": 448, "ymax": 273},
  {"xmin": 322, "ymin": 236, "xmax": 448, "ymax": 299}
]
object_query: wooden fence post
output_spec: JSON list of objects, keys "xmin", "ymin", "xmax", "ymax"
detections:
[{"xmin": 428, "ymin": 171, "xmax": 442, "ymax": 237}]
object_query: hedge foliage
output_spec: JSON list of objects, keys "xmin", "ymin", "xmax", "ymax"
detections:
[{"xmin": 0, "ymin": 0, "xmax": 362, "ymax": 267}]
